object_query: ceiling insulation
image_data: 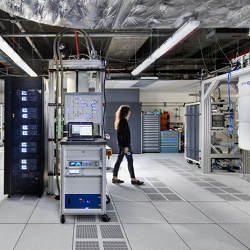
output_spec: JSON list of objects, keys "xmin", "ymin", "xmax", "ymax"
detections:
[{"xmin": 0, "ymin": 0, "xmax": 249, "ymax": 29}]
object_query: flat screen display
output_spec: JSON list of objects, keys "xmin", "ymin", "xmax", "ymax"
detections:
[{"xmin": 71, "ymin": 124, "xmax": 93, "ymax": 136}]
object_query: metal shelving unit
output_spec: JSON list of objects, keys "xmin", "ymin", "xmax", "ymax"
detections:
[{"xmin": 142, "ymin": 113, "xmax": 160, "ymax": 153}]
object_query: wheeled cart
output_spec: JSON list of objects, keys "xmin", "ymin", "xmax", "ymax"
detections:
[{"xmin": 60, "ymin": 139, "xmax": 110, "ymax": 223}]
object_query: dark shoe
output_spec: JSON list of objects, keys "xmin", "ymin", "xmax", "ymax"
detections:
[
  {"xmin": 112, "ymin": 178, "xmax": 124, "ymax": 184},
  {"xmin": 131, "ymin": 180, "xmax": 144, "ymax": 185}
]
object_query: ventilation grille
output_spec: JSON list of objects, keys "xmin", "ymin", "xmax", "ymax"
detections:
[
  {"xmin": 106, "ymin": 211, "xmax": 119, "ymax": 223},
  {"xmin": 141, "ymin": 188, "xmax": 159, "ymax": 193},
  {"xmin": 147, "ymin": 193, "xmax": 166, "ymax": 201},
  {"xmin": 75, "ymin": 241, "xmax": 100, "ymax": 250},
  {"xmin": 76, "ymin": 225, "xmax": 98, "ymax": 239},
  {"xmin": 164, "ymin": 194, "xmax": 183, "ymax": 201},
  {"xmin": 100, "ymin": 225, "xmax": 124, "ymax": 239},
  {"xmin": 103, "ymin": 241, "xmax": 128, "ymax": 250},
  {"xmin": 157, "ymin": 187, "xmax": 173, "ymax": 193},
  {"xmin": 76, "ymin": 215, "xmax": 97, "ymax": 223}
]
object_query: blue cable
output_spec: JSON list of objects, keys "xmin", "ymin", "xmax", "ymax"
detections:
[
  {"xmin": 227, "ymin": 70, "xmax": 233, "ymax": 134},
  {"xmin": 227, "ymin": 64, "xmax": 239, "ymax": 134},
  {"xmin": 227, "ymin": 64, "xmax": 248, "ymax": 178}
]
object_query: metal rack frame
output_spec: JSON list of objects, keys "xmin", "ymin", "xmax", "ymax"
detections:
[
  {"xmin": 201, "ymin": 66, "xmax": 250, "ymax": 173},
  {"xmin": 47, "ymin": 59, "xmax": 106, "ymax": 195}
]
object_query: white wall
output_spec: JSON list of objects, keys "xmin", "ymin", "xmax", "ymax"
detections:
[{"xmin": 140, "ymin": 91, "xmax": 198, "ymax": 124}]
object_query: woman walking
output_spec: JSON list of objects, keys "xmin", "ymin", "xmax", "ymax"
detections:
[{"xmin": 112, "ymin": 105, "xmax": 144, "ymax": 185}]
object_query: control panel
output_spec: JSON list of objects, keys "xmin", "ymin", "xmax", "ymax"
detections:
[
  {"xmin": 65, "ymin": 194, "xmax": 101, "ymax": 209},
  {"xmin": 64, "ymin": 93, "xmax": 103, "ymax": 124},
  {"xmin": 65, "ymin": 160, "xmax": 101, "ymax": 176}
]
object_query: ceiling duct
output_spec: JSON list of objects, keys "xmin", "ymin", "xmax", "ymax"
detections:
[
  {"xmin": 207, "ymin": 28, "xmax": 249, "ymax": 39},
  {"xmin": 0, "ymin": 1, "xmax": 249, "ymax": 29},
  {"xmin": 131, "ymin": 77, "xmax": 158, "ymax": 88}
]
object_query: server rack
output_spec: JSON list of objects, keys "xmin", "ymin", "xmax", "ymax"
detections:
[
  {"xmin": 4, "ymin": 77, "xmax": 44, "ymax": 197},
  {"xmin": 184, "ymin": 103, "xmax": 200, "ymax": 163}
]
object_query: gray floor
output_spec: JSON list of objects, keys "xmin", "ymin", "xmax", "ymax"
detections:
[{"xmin": 1, "ymin": 149, "xmax": 250, "ymax": 249}]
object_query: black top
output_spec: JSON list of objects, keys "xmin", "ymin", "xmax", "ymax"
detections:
[{"xmin": 117, "ymin": 118, "xmax": 131, "ymax": 147}]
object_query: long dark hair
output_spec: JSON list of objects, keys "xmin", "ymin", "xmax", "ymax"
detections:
[{"xmin": 114, "ymin": 105, "xmax": 130, "ymax": 130}]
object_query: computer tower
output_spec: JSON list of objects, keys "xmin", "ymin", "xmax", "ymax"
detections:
[{"xmin": 4, "ymin": 77, "xmax": 44, "ymax": 197}]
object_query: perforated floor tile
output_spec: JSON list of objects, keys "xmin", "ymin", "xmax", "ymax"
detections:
[
  {"xmin": 141, "ymin": 187, "xmax": 159, "ymax": 193},
  {"xmin": 208, "ymin": 181, "xmax": 226, "ymax": 187},
  {"xmin": 164, "ymin": 194, "xmax": 183, "ymax": 201},
  {"xmin": 76, "ymin": 215, "xmax": 98, "ymax": 223},
  {"xmin": 157, "ymin": 187, "xmax": 173, "ymax": 193},
  {"xmin": 186, "ymin": 177, "xmax": 201, "ymax": 181},
  {"xmin": 200, "ymin": 177, "xmax": 215, "ymax": 181},
  {"xmin": 150, "ymin": 181, "xmax": 167, "ymax": 187},
  {"xmin": 195, "ymin": 182, "xmax": 213, "ymax": 187},
  {"xmin": 205, "ymin": 187, "xmax": 225, "ymax": 194},
  {"xmin": 76, "ymin": 225, "xmax": 98, "ymax": 239},
  {"xmin": 100, "ymin": 225, "xmax": 124, "ymax": 239},
  {"xmin": 220, "ymin": 187, "xmax": 241, "ymax": 193},
  {"xmin": 103, "ymin": 241, "xmax": 128, "ymax": 250},
  {"xmin": 75, "ymin": 241, "xmax": 100, "ymax": 250},
  {"xmin": 233, "ymin": 194, "xmax": 250, "ymax": 201},
  {"xmin": 216, "ymin": 194, "xmax": 240, "ymax": 201},
  {"xmin": 106, "ymin": 211, "xmax": 119, "ymax": 222},
  {"xmin": 147, "ymin": 193, "xmax": 166, "ymax": 201}
]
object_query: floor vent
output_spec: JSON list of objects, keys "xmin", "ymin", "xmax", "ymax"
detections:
[
  {"xmin": 103, "ymin": 241, "xmax": 128, "ymax": 250},
  {"xmin": 157, "ymin": 187, "xmax": 173, "ymax": 193},
  {"xmin": 76, "ymin": 225, "xmax": 98, "ymax": 239},
  {"xmin": 76, "ymin": 215, "xmax": 97, "ymax": 223},
  {"xmin": 164, "ymin": 194, "xmax": 183, "ymax": 201},
  {"xmin": 141, "ymin": 188, "xmax": 159, "ymax": 193},
  {"xmin": 75, "ymin": 241, "xmax": 100, "ymax": 250},
  {"xmin": 106, "ymin": 211, "xmax": 119, "ymax": 222},
  {"xmin": 100, "ymin": 225, "xmax": 124, "ymax": 239},
  {"xmin": 147, "ymin": 193, "xmax": 166, "ymax": 201}
]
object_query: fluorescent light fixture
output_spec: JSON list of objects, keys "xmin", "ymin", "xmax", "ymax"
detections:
[
  {"xmin": 0, "ymin": 36, "xmax": 38, "ymax": 77},
  {"xmin": 140, "ymin": 77, "xmax": 159, "ymax": 80},
  {"xmin": 131, "ymin": 19, "xmax": 200, "ymax": 76}
]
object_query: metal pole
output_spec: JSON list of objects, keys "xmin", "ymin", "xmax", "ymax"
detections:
[{"xmin": 1, "ymin": 32, "xmax": 170, "ymax": 38}]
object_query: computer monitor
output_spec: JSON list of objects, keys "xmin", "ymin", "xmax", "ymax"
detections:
[{"xmin": 68, "ymin": 122, "xmax": 94, "ymax": 140}]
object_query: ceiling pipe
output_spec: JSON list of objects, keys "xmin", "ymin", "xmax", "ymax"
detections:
[
  {"xmin": 15, "ymin": 22, "xmax": 43, "ymax": 59},
  {"xmin": 1, "ymin": 32, "xmax": 170, "ymax": 38}
]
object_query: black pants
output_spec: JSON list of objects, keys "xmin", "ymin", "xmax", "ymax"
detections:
[{"xmin": 113, "ymin": 146, "xmax": 135, "ymax": 179}]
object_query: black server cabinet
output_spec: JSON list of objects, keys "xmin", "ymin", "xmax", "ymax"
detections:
[{"xmin": 4, "ymin": 77, "xmax": 44, "ymax": 197}]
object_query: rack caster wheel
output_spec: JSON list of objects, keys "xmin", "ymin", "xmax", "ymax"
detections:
[
  {"xmin": 60, "ymin": 214, "xmax": 65, "ymax": 224},
  {"xmin": 106, "ymin": 195, "xmax": 111, "ymax": 204},
  {"xmin": 101, "ymin": 214, "xmax": 110, "ymax": 222},
  {"xmin": 55, "ymin": 195, "xmax": 60, "ymax": 200},
  {"xmin": 8, "ymin": 194, "xmax": 11, "ymax": 198}
]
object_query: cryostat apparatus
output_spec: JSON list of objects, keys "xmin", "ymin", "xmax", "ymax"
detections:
[{"xmin": 48, "ymin": 59, "xmax": 110, "ymax": 223}]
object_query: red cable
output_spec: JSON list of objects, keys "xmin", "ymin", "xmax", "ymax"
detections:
[{"xmin": 75, "ymin": 31, "xmax": 79, "ymax": 58}]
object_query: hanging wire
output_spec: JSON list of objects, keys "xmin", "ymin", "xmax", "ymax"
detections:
[
  {"xmin": 215, "ymin": 38, "xmax": 232, "ymax": 67},
  {"xmin": 198, "ymin": 38, "xmax": 209, "ymax": 74}
]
